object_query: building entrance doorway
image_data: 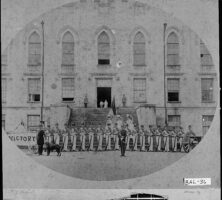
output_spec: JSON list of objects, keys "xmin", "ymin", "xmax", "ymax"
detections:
[{"xmin": 97, "ymin": 87, "xmax": 111, "ymax": 108}]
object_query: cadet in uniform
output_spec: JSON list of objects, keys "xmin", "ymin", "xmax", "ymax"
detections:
[
  {"xmin": 113, "ymin": 123, "xmax": 119, "ymax": 150},
  {"xmin": 126, "ymin": 124, "xmax": 136, "ymax": 151},
  {"xmin": 88, "ymin": 127, "xmax": 95, "ymax": 151},
  {"xmin": 63, "ymin": 124, "xmax": 70, "ymax": 152},
  {"xmin": 70, "ymin": 128, "xmax": 77, "ymax": 151},
  {"xmin": 161, "ymin": 126, "xmax": 169, "ymax": 152},
  {"xmin": 138, "ymin": 125, "xmax": 145, "ymax": 151},
  {"xmin": 176, "ymin": 127, "xmax": 184, "ymax": 152},
  {"xmin": 54, "ymin": 123, "xmax": 61, "ymax": 145},
  {"xmin": 182, "ymin": 125, "xmax": 196, "ymax": 152},
  {"xmin": 168, "ymin": 127, "xmax": 176, "ymax": 152},
  {"xmin": 96, "ymin": 126, "xmax": 103, "ymax": 151},
  {"xmin": 118, "ymin": 123, "xmax": 127, "ymax": 156},
  {"xmin": 116, "ymin": 115, "xmax": 123, "ymax": 131},
  {"xmin": 79, "ymin": 127, "xmax": 86, "ymax": 151}
]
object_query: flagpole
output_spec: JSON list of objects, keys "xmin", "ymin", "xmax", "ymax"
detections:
[{"xmin": 163, "ymin": 23, "xmax": 167, "ymax": 126}]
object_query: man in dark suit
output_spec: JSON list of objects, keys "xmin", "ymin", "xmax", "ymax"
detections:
[
  {"xmin": 118, "ymin": 123, "xmax": 127, "ymax": 156},
  {"xmin": 36, "ymin": 123, "xmax": 45, "ymax": 155}
]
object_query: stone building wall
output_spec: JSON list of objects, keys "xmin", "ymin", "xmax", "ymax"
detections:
[{"xmin": 1, "ymin": 0, "xmax": 218, "ymax": 135}]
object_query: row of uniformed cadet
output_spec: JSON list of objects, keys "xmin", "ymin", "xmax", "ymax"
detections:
[{"xmin": 44, "ymin": 121, "xmax": 196, "ymax": 152}]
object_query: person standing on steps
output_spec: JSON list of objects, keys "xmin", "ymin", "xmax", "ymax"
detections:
[
  {"xmin": 104, "ymin": 99, "xmax": 108, "ymax": 108},
  {"xmin": 122, "ymin": 94, "xmax": 127, "ymax": 107},
  {"xmin": 100, "ymin": 100, "xmax": 104, "ymax": 108},
  {"xmin": 84, "ymin": 95, "xmax": 88, "ymax": 108}
]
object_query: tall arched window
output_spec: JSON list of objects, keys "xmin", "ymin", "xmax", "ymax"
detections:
[
  {"xmin": 62, "ymin": 31, "xmax": 74, "ymax": 72},
  {"xmin": 28, "ymin": 32, "xmax": 41, "ymax": 66},
  {"xmin": 200, "ymin": 40, "xmax": 213, "ymax": 71},
  {"xmin": 167, "ymin": 32, "xmax": 180, "ymax": 68},
  {"xmin": 98, "ymin": 31, "xmax": 110, "ymax": 65},
  {"xmin": 133, "ymin": 32, "xmax": 146, "ymax": 66}
]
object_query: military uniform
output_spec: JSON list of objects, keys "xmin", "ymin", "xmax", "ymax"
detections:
[
  {"xmin": 97, "ymin": 127, "xmax": 103, "ymax": 151},
  {"xmin": 182, "ymin": 128, "xmax": 196, "ymax": 152},
  {"xmin": 70, "ymin": 128, "xmax": 77, "ymax": 151},
  {"xmin": 126, "ymin": 128, "xmax": 136, "ymax": 151},
  {"xmin": 113, "ymin": 125, "xmax": 119, "ymax": 150},
  {"xmin": 119, "ymin": 128, "xmax": 127, "ymax": 156},
  {"xmin": 152, "ymin": 127, "xmax": 160, "ymax": 152},
  {"xmin": 168, "ymin": 129, "xmax": 176, "ymax": 152},
  {"xmin": 105, "ymin": 127, "xmax": 111, "ymax": 150},
  {"xmin": 138, "ymin": 126, "xmax": 145, "ymax": 151},
  {"xmin": 88, "ymin": 128, "xmax": 95, "ymax": 151},
  {"xmin": 161, "ymin": 128, "xmax": 169, "ymax": 152},
  {"xmin": 79, "ymin": 128, "xmax": 86, "ymax": 151},
  {"xmin": 36, "ymin": 128, "xmax": 45, "ymax": 155},
  {"xmin": 54, "ymin": 125, "xmax": 61, "ymax": 145}
]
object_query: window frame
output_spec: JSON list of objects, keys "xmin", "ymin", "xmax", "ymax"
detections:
[
  {"xmin": 27, "ymin": 115, "xmax": 40, "ymax": 132},
  {"xmin": 167, "ymin": 115, "xmax": 181, "ymax": 128},
  {"xmin": 200, "ymin": 40, "xmax": 214, "ymax": 71},
  {"xmin": 202, "ymin": 115, "xmax": 214, "ymax": 135},
  {"xmin": 27, "ymin": 31, "xmax": 42, "ymax": 68},
  {"xmin": 61, "ymin": 78, "xmax": 75, "ymax": 102},
  {"xmin": 61, "ymin": 31, "xmax": 75, "ymax": 73},
  {"xmin": 97, "ymin": 31, "xmax": 111, "ymax": 66},
  {"xmin": 201, "ymin": 78, "xmax": 214, "ymax": 103},
  {"xmin": 133, "ymin": 31, "xmax": 146, "ymax": 67},
  {"xmin": 166, "ymin": 32, "xmax": 180, "ymax": 70},
  {"xmin": 167, "ymin": 78, "xmax": 180, "ymax": 103},
  {"xmin": 27, "ymin": 78, "xmax": 41, "ymax": 103},
  {"xmin": 133, "ymin": 78, "xmax": 147, "ymax": 103}
]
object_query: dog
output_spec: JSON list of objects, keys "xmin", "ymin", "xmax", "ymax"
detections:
[{"xmin": 44, "ymin": 142, "xmax": 62, "ymax": 156}]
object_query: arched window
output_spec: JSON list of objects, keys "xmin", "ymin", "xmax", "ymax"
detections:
[
  {"xmin": 98, "ymin": 31, "xmax": 110, "ymax": 65},
  {"xmin": 200, "ymin": 40, "xmax": 213, "ymax": 71},
  {"xmin": 167, "ymin": 32, "xmax": 180, "ymax": 68},
  {"xmin": 62, "ymin": 32, "xmax": 74, "ymax": 72},
  {"xmin": 133, "ymin": 32, "xmax": 146, "ymax": 66},
  {"xmin": 28, "ymin": 32, "xmax": 41, "ymax": 66}
]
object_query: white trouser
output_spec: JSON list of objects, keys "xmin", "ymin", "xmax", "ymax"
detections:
[
  {"xmin": 97, "ymin": 134, "xmax": 103, "ymax": 150},
  {"xmin": 54, "ymin": 134, "xmax": 60, "ymax": 145},
  {"xmin": 156, "ymin": 135, "xmax": 161, "ymax": 151},
  {"xmin": 70, "ymin": 135, "xmax": 77, "ymax": 151},
  {"xmin": 107, "ymin": 134, "xmax": 115, "ymax": 150},
  {"xmin": 114, "ymin": 135, "xmax": 119, "ymax": 150},
  {"xmin": 172, "ymin": 136, "xmax": 177, "ymax": 151},
  {"xmin": 89, "ymin": 134, "xmax": 95, "ymax": 151},
  {"xmin": 101, "ymin": 134, "xmax": 109, "ymax": 150},
  {"xmin": 63, "ymin": 135, "xmax": 69, "ymax": 151},
  {"xmin": 126, "ymin": 135, "xmax": 136, "ymax": 150},
  {"xmin": 164, "ymin": 136, "xmax": 169, "ymax": 151},
  {"xmin": 137, "ymin": 135, "xmax": 145, "ymax": 151},
  {"xmin": 80, "ymin": 135, "xmax": 86, "ymax": 150}
]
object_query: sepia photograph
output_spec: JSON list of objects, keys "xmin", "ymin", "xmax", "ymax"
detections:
[{"xmin": 2, "ymin": 0, "xmax": 220, "ymax": 199}]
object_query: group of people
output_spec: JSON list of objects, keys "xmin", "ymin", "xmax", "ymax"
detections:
[
  {"xmin": 36, "ymin": 113, "xmax": 198, "ymax": 156},
  {"xmin": 99, "ymin": 100, "xmax": 109, "ymax": 108}
]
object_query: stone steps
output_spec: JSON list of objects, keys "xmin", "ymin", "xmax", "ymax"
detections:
[{"xmin": 69, "ymin": 107, "xmax": 138, "ymax": 128}]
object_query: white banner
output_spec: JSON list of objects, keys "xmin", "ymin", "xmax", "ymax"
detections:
[{"xmin": 7, "ymin": 132, "xmax": 37, "ymax": 146}]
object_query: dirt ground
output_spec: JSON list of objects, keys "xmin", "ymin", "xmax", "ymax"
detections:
[{"xmin": 26, "ymin": 150, "xmax": 185, "ymax": 181}]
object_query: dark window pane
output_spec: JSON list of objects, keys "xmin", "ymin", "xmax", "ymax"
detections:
[
  {"xmin": 62, "ymin": 98, "xmax": 74, "ymax": 101},
  {"xmin": 34, "ymin": 94, "xmax": 40, "ymax": 101},
  {"xmin": 98, "ymin": 59, "xmax": 110, "ymax": 65},
  {"xmin": 168, "ymin": 92, "xmax": 179, "ymax": 101}
]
